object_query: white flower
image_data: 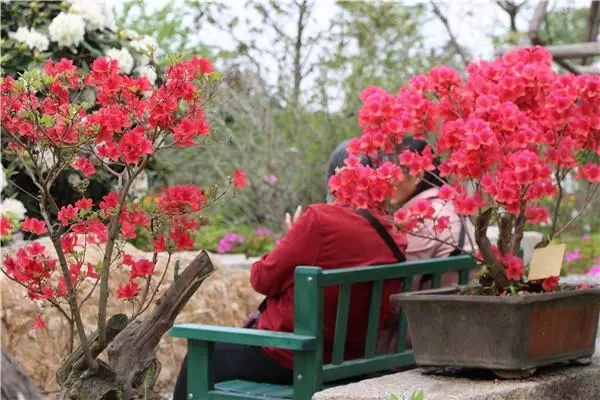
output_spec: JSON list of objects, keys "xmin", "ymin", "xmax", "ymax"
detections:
[
  {"xmin": 9, "ymin": 27, "xmax": 30, "ymax": 43},
  {"xmin": 122, "ymin": 29, "xmax": 140, "ymax": 40},
  {"xmin": 130, "ymin": 171, "xmax": 149, "ymax": 200},
  {"xmin": 130, "ymin": 35, "xmax": 159, "ymax": 66},
  {"xmin": 69, "ymin": 0, "xmax": 106, "ymax": 31},
  {"xmin": 0, "ymin": 198, "xmax": 27, "ymax": 221},
  {"xmin": 106, "ymin": 47, "xmax": 134, "ymax": 74},
  {"xmin": 9, "ymin": 27, "xmax": 49, "ymax": 51},
  {"xmin": 0, "ymin": 169, "xmax": 7, "ymax": 193},
  {"xmin": 101, "ymin": 1, "xmax": 117, "ymax": 31},
  {"xmin": 135, "ymin": 65, "xmax": 157, "ymax": 86},
  {"xmin": 49, "ymin": 12, "xmax": 86, "ymax": 48},
  {"xmin": 68, "ymin": 173, "xmax": 81, "ymax": 187}
]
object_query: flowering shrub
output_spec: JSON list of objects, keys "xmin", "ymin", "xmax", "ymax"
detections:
[
  {"xmin": 561, "ymin": 233, "xmax": 600, "ymax": 275},
  {"xmin": 1, "ymin": 1, "xmax": 165, "ymax": 232},
  {"xmin": 217, "ymin": 232, "xmax": 246, "ymax": 253},
  {"xmin": 1, "ymin": 1, "xmax": 159, "ymax": 80},
  {"xmin": 0, "ymin": 54, "xmax": 241, "ymax": 386},
  {"xmin": 329, "ymin": 47, "xmax": 600, "ymax": 294}
]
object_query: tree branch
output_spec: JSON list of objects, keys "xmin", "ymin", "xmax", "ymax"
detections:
[{"xmin": 430, "ymin": 2, "xmax": 469, "ymax": 67}]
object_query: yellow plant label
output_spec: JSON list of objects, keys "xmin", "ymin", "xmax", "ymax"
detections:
[{"xmin": 527, "ymin": 243, "xmax": 566, "ymax": 281}]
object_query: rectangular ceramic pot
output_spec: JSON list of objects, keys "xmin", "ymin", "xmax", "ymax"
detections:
[{"xmin": 392, "ymin": 288, "xmax": 600, "ymax": 376}]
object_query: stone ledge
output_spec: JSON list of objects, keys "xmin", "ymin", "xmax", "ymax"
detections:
[{"xmin": 313, "ymin": 341, "xmax": 600, "ymax": 400}]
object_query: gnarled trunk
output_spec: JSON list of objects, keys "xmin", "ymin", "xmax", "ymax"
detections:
[{"xmin": 59, "ymin": 250, "xmax": 214, "ymax": 400}]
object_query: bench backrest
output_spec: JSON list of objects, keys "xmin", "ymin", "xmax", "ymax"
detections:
[{"xmin": 292, "ymin": 255, "xmax": 477, "ymax": 388}]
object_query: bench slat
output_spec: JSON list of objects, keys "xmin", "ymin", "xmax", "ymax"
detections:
[
  {"xmin": 318, "ymin": 255, "xmax": 475, "ymax": 285},
  {"xmin": 396, "ymin": 276, "xmax": 413, "ymax": 353},
  {"xmin": 322, "ymin": 350, "xmax": 415, "ymax": 382},
  {"xmin": 332, "ymin": 284, "xmax": 351, "ymax": 365},
  {"xmin": 432, "ymin": 272, "xmax": 442, "ymax": 289},
  {"xmin": 207, "ymin": 391, "xmax": 289, "ymax": 400},
  {"xmin": 364, "ymin": 280, "xmax": 383, "ymax": 357},
  {"xmin": 215, "ymin": 380, "xmax": 294, "ymax": 399},
  {"xmin": 170, "ymin": 324, "xmax": 316, "ymax": 350}
]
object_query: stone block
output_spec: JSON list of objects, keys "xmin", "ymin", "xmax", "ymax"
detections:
[{"xmin": 313, "ymin": 340, "xmax": 600, "ymax": 400}]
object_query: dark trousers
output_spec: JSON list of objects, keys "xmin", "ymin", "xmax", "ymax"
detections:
[{"xmin": 173, "ymin": 342, "xmax": 293, "ymax": 400}]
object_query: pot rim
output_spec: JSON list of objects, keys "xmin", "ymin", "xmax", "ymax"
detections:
[{"xmin": 391, "ymin": 287, "xmax": 600, "ymax": 305}]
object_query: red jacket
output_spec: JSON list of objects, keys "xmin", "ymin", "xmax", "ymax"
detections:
[{"xmin": 250, "ymin": 204, "xmax": 407, "ymax": 369}]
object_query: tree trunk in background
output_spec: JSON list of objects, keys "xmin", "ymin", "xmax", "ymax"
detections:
[{"xmin": 1, "ymin": 348, "xmax": 43, "ymax": 400}]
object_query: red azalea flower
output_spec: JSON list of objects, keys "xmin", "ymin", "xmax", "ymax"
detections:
[
  {"xmin": 32, "ymin": 315, "xmax": 47, "ymax": 330},
  {"xmin": 21, "ymin": 217, "xmax": 48, "ymax": 235},
  {"xmin": 118, "ymin": 126, "xmax": 153, "ymax": 164},
  {"xmin": 233, "ymin": 169, "xmax": 247, "ymax": 189},
  {"xmin": 72, "ymin": 156, "xmax": 96, "ymax": 178},
  {"xmin": 100, "ymin": 192, "xmax": 120, "ymax": 211},
  {"xmin": 57, "ymin": 205, "xmax": 80, "ymax": 226},
  {"xmin": 130, "ymin": 259, "xmax": 155, "ymax": 279},
  {"xmin": 116, "ymin": 281, "xmax": 140, "ymax": 299},
  {"xmin": 542, "ymin": 276, "xmax": 560, "ymax": 292},
  {"xmin": 75, "ymin": 198, "xmax": 93, "ymax": 210},
  {"xmin": 0, "ymin": 216, "xmax": 14, "ymax": 237},
  {"xmin": 157, "ymin": 185, "xmax": 205, "ymax": 214}
]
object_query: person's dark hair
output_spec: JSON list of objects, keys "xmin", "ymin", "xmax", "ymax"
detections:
[
  {"xmin": 326, "ymin": 139, "xmax": 373, "ymax": 182},
  {"xmin": 397, "ymin": 137, "xmax": 446, "ymax": 198}
]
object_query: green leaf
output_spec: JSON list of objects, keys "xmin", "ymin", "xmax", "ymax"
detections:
[
  {"xmin": 208, "ymin": 70, "xmax": 222, "ymax": 81},
  {"xmin": 39, "ymin": 114, "xmax": 55, "ymax": 128},
  {"xmin": 410, "ymin": 390, "xmax": 425, "ymax": 400},
  {"xmin": 80, "ymin": 40, "xmax": 103, "ymax": 58},
  {"xmin": 165, "ymin": 52, "xmax": 183, "ymax": 67}
]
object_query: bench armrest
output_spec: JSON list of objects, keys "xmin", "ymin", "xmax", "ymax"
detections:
[{"xmin": 169, "ymin": 324, "xmax": 317, "ymax": 351}]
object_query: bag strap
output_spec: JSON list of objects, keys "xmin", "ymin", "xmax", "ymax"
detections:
[
  {"xmin": 448, "ymin": 216, "xmax": 466, "ymax": 257},
  {"xmin": 356, "ymin": 209, "xmax": 406, "ymax": 263}
]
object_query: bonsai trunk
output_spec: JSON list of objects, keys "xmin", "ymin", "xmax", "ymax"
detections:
[
  {"xmin": 475, "ymin": 209, "xmax": 509, "ymax": 289},
  {"xmin": 58, "ymin": 250, "xmax": 214, "ymax": 400}
]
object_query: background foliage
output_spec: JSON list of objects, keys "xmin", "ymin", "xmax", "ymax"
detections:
[{"xmin": 2, "ymin": 0, "xmax": 598, "ymax": 266}]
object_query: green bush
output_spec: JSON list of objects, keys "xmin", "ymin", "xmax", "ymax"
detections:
[
  {"xmin": 127, "ymin": 212, "xmax": 277, "ymax": 257},
  {"xmin": 156, "ymin": 75, "xmax": 358, "ymax": 231}
]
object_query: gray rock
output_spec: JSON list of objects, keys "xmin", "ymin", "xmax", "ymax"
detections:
[
  {"xmin": 313, "ymin": 341, "xmax": 600, "ymax": 400},
  {"xmin": 560, "ymin": 274, "xmax": 600, "ymax": 287},
  {"xmin": 208, "ymin": 253, "xmax": 260, "ymax": 269}
]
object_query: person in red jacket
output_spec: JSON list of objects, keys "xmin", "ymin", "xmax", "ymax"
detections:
[{"xmin": 173, "ymin": 162, "xmax": 405, "ymax": 400}]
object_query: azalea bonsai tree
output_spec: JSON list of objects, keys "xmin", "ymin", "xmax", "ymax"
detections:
[
  {"xmin": 1, "ymin": 0, "xmax": 165, "ymax": 234},
  {"xmin": 0, "ymin": 55, "xmax": 242, "ymax": 398},
  {"xmin": 329, "ymin": 46, "xmax": 600, "ymax": 295}
]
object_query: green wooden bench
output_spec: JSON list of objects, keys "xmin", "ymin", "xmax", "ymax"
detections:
[{"xmin": 169, "ymin": 255, "xmax": 477, "ymax": 400}]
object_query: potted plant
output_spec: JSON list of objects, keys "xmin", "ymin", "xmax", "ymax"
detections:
[
  {"xmin": 0, "ymin": 55, "xmax": 244, "ymax": 398},
  {"xmin": 329, "ymin": 46, "xmax": 600, "ymax": 378}
]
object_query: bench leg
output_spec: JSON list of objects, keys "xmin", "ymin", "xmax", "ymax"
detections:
[
  {"xmin": 294, "ymin": 350, "xmax": 322, "ymax": 400},
  {"xmin": 188, "ymin": 340, "xmax": 214, "ymax": 399}
]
